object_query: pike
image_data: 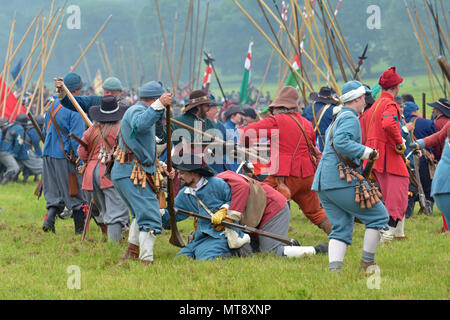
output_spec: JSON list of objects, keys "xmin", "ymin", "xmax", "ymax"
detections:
[
  {"xmin": 353, "ymin": 44, "xmax": 368, "ymax": 80},
  {"xmin": 203, "ymin": 51, "xmax": 228, "ymax": 104},
  {"xmin": 174, "ymin": 208, "xmax": 300, "ymax": 246}
]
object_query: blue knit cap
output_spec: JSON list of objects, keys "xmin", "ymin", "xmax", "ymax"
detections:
[
  {"xmin": 403, "ymin": 101, "xmax": 419, "ymax": 118},
  {"xmin": 64, "ymin": 72, "xmax": 82, "ymax": 92},
  {"xmin": 102, "ymin": 77, "xmax": 123, "ymax": 91},
  {"xmin": 138, "ymin": 81, "xmax": 165, "ymax": 99}
]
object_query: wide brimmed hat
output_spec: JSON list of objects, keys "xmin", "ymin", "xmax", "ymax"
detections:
[
  {"xmin": 428, "ymin": 98, "xmax": 450, "ymax": 118},
  {"xmin": 378, "ymin": 66, "xmax": 403, "ymax": 89},
  {"xmin": 89, "ymin": 95, "xmax": 128, "ymax": 122},
  {"xmin": 269, "ymin": 86, "xmax": 299, "ymax": 109},
  {"xmin": 184, "ymin": 90, "xmax": 218, "ymax": 112},
  {"xmin": 310, "ymin": 86, "xmax": 339, "ymax": 105},
  {"xmin": 173, "ymin": 153, "xmax": 215, "ymax": 177}
]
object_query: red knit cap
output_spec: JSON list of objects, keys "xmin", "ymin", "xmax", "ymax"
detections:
[{"xmin": 378, "ymin": 67, "xmax": 403, "ymax": 89}]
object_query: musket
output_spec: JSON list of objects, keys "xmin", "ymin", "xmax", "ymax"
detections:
[
  {"xmin": 68, "ymin": 132, "xmax": 88, "ymax": 149},
  {"xmin": 27, "ymin": 111, "xmax": 45, "ymax": 198},
  {"xmin": 412, "ymin": 153, "xmax": 433, "ymax": 216},
  {"xmin": 204, "ymin": 52, "xmax": 228, "ymax": 105},
  {"xmin": 81, "ymin": 200, "xmax": 94, "ymax": 242},
  {"xmin": 353, "ymin": 43, "xmax": 368, "ymax": 80},
  {"xmin": 167, "ymin": 102, "xmax": 185, "ymax": 248},
  {"xmin": 171, "ymin": 118, "xmax": 269, "ymax": 164},
  {"xmin": 174, "ymin": 208, "xmax": 300, "ymax": 246}
]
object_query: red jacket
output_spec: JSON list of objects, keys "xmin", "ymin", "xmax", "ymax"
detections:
[
  {"xmin": 241, "ymin": 112, "xmax": 317, "ymax": 178},
  {"xmin": 77, "ymin": 123, "xmax": 120, "ymax": 190},
  {"xmin": 424, "ymin": 120, "xmax": 450, "ymax": 149},
  {"xmin": 217, "ymin": 171, "xmax": 287, "ymax": 228},
  {"xmin": 360, "ymin": 92, "xmax": 408, "ymax": 177}
]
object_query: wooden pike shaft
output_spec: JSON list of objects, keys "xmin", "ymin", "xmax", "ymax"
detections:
[
  {"xmin": 1, "ymin": 9, "xmax": 61, "ymax": 115},
  {"xmin": 196, "ymin": 2, "xmax": 209, "ymax": 90},
  {"xmin": 155, "ymin": 0, "xmax": 175, "ymax": 91},
  {"xmin": 236, "ymin": 0, "xmax": 313, "ymax": 92},
  {"xmin": 176, "ymin": 0, "xmax": 194, "ymax": 90},
  {"xmin": 61, "ymin": 83, "xmax": 93, "ymax": 127},
  {"xmin": 72, "ymin": 15, "xmax": 113, "ymax": 72}
]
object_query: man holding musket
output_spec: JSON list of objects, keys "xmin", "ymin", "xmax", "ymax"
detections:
[
  {"xmin": 312, "ymin": 81, "xmax": 389, "ymax": 272},
  {"xmin": 111, "ymin": 81, "xmax": 173, "ymax": 265}
]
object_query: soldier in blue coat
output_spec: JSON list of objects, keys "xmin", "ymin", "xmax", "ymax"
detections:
[
  {"xmin": 161, "ymin": 154, "xmax": 250, "ymax": 260},
  {"xmin": 112, "ymin": 81, "xmax": 173, "ymax": 265},
  {"xmin": 312, "ymin": 81, "xmax": 389, "ymax": 272},
  {"xmin": 302, "ymin": 87, "xmax": 339, "ymax": 152},
  {"xmin": 41, "ymin": 74, "xmax": 87, "ymax": 234},
  {"xmin": 0, "ymin": 118, "xmax": 20, "ymax": 184},
  {"xmin": 9, "ymin": 114, "xmax": 43, "ymax": 182}
]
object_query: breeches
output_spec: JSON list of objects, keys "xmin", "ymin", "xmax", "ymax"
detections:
[
  {"xmin": 91, "ymin": 164, "xmax": 129, "ymax": 227},
  {"xmin": 112, "ymin": 176, "xmax": 161, "ymax": 234},
  {"xmin": 265, "ymin": 175, "xmax": 327, "ymax": 225},
  {"xmin": 177, "ymin": 232, "xmax": 230, "ymax": 260},
  {"xmin": 0, "ymin": 151, "xmax": 19, "ymax": 175},
  {"xmin": 373, "ymin": 171, "xmax": 409, "ymax": 221},
  {"xmin": 43, "ymin": 156, "xmax": 85, "ymax": 211},
  {"xmin": 318, "ymin": 186, "xmax": 389, "ymax": 245}
]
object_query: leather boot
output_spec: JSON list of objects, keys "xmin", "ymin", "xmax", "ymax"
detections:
[
  {"xmin": 359, "ymin": 261, "xmax": 377, "ymax": 273},
  {"xmin": 42, "ymin": 207, "xmax": 59, "ymax": 233},
  {"xmin": 317, "ymin": 217, "xmax": 332, "ymax": 235},
  {"xmin": 1, "ymin": 171, "xmax": 15, "ymax": 185},
  {"xmin": 122, "ymin": 243, "xmax": 140, "ymax": 260},
  {"xmin": 72, "ymin": 209, "xmax": 85, "ymax": 235}
]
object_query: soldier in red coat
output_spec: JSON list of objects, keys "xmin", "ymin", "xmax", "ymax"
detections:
[
  {"xmin": 241, "ymin": 86, "xmax": 331, "ymax": 236},
  {"xmin": 360, "ymin": 67, "xmax": 409, "ymax": 241}
]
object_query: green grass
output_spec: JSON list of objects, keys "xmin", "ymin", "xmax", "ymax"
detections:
[{"xmin": 0, "ymin": 178, "xmax": 448, "ymax": 300}]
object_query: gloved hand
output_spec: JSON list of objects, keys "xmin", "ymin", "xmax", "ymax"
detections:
[
  {"xmin": 211, "ymin": 207, "xmax": 227, "ymax": 225},
  {"xmin": 395, "ymin": 143, "xmax": 406, "ymax": 155},
  {"xmin": 409, "ymin": 141, "xmax": 420, "ymax": 150}
]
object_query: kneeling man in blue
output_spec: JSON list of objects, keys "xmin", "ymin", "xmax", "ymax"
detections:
[
  {"xmin": 312, "ymin": 81, "xmax": 389, "ymax": 272},
  {"xmin": 162, "ymin": 154, "xmax": 250, "ymax": 260},
  {"xmin": 110, "ymin": 81, "xmax": 172, "ymax": 265}
]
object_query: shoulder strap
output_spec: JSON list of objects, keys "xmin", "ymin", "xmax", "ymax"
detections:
[
  {"xmin": 50, "ymin": 103, "xmax": 72, "ymax": 161},
  {"xmin": 367, "ymin": 98, "xmax": 388, "ymax": 135},
  {"xmin": 327, "ymin": 111, "xmax": 359, "ymax": 168},
  {"xmin": 287, "ymin": 114, "xmax": 317, "ymax": 154}
]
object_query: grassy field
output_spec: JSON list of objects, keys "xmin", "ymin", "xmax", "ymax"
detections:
[{"xmin": 0, "ymin": 178, "xmax": 448, "ymax": 300}]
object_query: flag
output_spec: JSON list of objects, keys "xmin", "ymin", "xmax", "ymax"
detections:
[
  {"xmin": 0, "ymin": 77, "xmax": 25, "ymax": 121},
  {"xmin": 284, "ymin": 54, "xmax": 302, "ymax": 88},
  {"xmin": 202, "ymin": 63, "xmax": 212, "ymax": 92},
  {"xmin": 239, "ymin": 41, "xmax": 253, "ymax": 105},
  {"xmin": 281, "ymin": 1, "xmax": 289, "ymax": 22},
  {"xmin": 10, "ymin": 58, "xmax": 23, "ymax": 88},
  {"xmin": 93, "ymin": 69, "xmax": 103, "ymax": 95}
]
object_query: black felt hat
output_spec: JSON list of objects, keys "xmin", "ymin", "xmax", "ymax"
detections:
[
  {"xmin": 173, "ymin": 153, "xmax": 215, "ymax": 177},
  {"xmin": 89, "ymin": 95, "xmax": 128, "ymax": 122},
  {"xmin": 310, "ymin": 86, "xmax": 339, "ymax": 105},
  {"xmin": 428, "ymin": 98, "xmax": 450, "ymax": 118}
]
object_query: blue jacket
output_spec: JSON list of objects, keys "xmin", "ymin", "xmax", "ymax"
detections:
[
  {"xmin": 43, "ymin": 99, "xmax": 86, "ymax": 159},
  {"xmin": 312, "ymin": 107, "xmax": 368, "ymax": 192},
  {"xmin": 162, "ymin": 176, "xmax": 234, "ymax": 240},
  {"xmin": 60, "ymin": 94, "xmax": 102, "ymax": 116},
  {"xmin": 110, "ymin": 100, "xmax": 164, "ymax": 180},
  {"xmin": 431, "ymin": 138, "xmax": 450, "ymax": 196},
  {"xmin": 303, "ymin": 102, "xmax": 335, "ymax": 152},
  {"xmin": 5, "ymin": 123, "xmax": 27, "ymax": 160},
  {"xmin": 26, "ymin": 127, "xmax": 43, "ymax": 156},
  {"xmin": 0, "ymin": 126, "xmax": 11, "ymax": 151}
]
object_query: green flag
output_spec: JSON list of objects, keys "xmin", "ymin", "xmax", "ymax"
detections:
[{"xmin": 239, "ymin": 41, "xmax": 253, "ymax": 105}]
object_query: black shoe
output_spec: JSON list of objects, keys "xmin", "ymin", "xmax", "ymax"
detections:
[
  {"xmin": 43, "ymin": 207, "xmax": 59, "ymax": 233},
  {"xmin": 73, "ymin": 209, "xmax": 85, "ymax": 235},
  {"xmin": 314, "ymin": 242, "xmax": 329, "ymax": 254}
]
